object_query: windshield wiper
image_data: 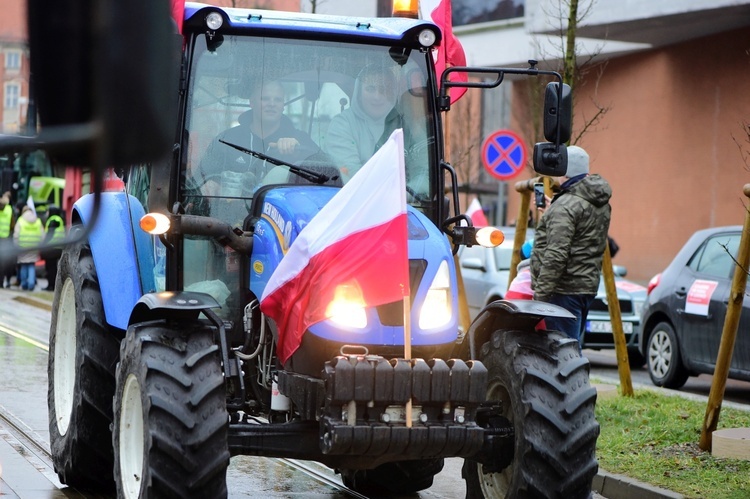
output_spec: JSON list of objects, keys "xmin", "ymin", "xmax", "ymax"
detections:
[{"xmin": 219, "ymin": 139, "xmax": 336, "ymax": 185}]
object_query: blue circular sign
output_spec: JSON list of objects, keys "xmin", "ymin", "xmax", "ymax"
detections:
[{"xmin": 482, "ymin": 130, "xmax": 527, "ymax": 181}]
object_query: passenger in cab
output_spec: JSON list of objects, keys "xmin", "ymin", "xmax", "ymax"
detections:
[{"xmin": 324, "ymin": 64, "xmax": 398, "ymax": 183}]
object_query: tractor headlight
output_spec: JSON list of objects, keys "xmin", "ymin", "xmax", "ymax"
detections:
[
  {"xmin": 418, "ymin": 29, "xmax": 437, "ymax": 48},
  {"xmin": 326, "ymin": 283, "xmax": 367, "ymax": 329},
  {"xmin": 205, "ymin": 12, "xmax": 224, "ymax": 30},
  {"xmin": 419, "ymin": 260, "xmax": 452, "ymax": 329}
]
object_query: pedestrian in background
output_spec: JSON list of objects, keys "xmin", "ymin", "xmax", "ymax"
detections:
[
  {"xmin": 530, "ymin": 145, "xmax": 612, "ymax": 347},
  {"xmin": 13, "ymin": 205, "xmax": 43, "ymax": 291},
  {"xmin": 41, "ymin": 205, "xmax": 65, "ymax": 291},
  {"xmin": 0, "ymin": 192, "xmax": 15, "ymax": 288}
]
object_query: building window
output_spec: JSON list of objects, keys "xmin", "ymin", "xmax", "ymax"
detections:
[
  {"xmin": 453, "ymin": 0, "xmax": 524, "ymax": 26},
  {"xmin": 4, "ymin": 84, "xmax": 19, "ymax": 108},
  {"xmin": 5, "ymin": 51, "xmax": 21, "ymax": 70}
]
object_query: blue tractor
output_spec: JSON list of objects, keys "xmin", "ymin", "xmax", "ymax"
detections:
[{"xmin": 46, "ymin": 3, "xmax": 599, "ymax": 498}]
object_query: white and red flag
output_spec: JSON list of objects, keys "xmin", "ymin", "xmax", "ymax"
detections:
[
  {"xmin": 429, "ymin": 0, "xmax": 468, "ymax": 104},
  {"xmin": 260, "ymin": 129, "xmax": 410, "ymax": 364},
  {"xmin": 465, "ymin": 197, "xmax": 489, "ymax": 227},
  {"xmin": 170, "ymin": 0, "xmax": 185, "ymax": 33}
]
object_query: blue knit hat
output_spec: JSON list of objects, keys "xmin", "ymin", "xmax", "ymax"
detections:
[{"xmin": 521, "ymin": 239, "xmax": 534, "ymax": 259}]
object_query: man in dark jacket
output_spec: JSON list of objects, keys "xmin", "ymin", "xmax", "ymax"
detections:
[
  {"xmin": 530, "ymin": 145, "xmax": 612, "ymax": 346},
  {"xmin": 198, "ymin": 80, "xmax": 320, "ymax": 196}
]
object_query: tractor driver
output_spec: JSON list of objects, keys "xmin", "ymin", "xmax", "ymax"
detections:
[{"xmin": 199, "ymin": 80, "xmax": 320, "ymax": 196}]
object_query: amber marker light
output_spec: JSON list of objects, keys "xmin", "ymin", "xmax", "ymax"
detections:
[
  {"xmin": 475, "ymin": 227, "xmax": 505, "ymax": 248},
  {"xmin": 139, "ymin": 213, "xmax": 171, "ymax": 235},
  {"xmin": 393, "ymin": 0, "xmax": 419, "ymax": 18}
]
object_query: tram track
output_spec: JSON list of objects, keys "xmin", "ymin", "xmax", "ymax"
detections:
[
  {"xmin": 0, "ymin": 318, "xmax": 367, "ymax": 498},
  {"xmin": 0, "ymin": 403, "xmax": 62, "ymax": 488}
]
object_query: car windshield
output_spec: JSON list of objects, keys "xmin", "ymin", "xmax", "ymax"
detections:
[{"xmin": 180, "ymin": 34, "xmax": 437, "ymax": 226}]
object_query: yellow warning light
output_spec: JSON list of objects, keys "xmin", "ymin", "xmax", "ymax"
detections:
[
  {"xmin": 393, "ymin": 0, "xmax": 419, "ymax": 18},
  {"xmin": 476, "ymin": 227, "xmax": 505, "ymax": 248},
  {"xmin": 140, "ymin": 213, "xmax": 171, "ymax": 235}
]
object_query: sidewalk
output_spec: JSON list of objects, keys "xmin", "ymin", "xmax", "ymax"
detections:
[{"xmin": 0, "ymin": 284, "xmax": 685, "ymax": 499}]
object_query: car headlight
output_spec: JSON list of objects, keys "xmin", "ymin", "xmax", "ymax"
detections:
[
  {"xmin": 326, "ymin": 283, "xmax": 367, "ymax": 329},
  {"xmin": 633, "ymin": 299, "xmax": 646, "ymax": 317},
  {"xmin": 418, "ymin": 260, "xmax": 452, "ymax": 329}
]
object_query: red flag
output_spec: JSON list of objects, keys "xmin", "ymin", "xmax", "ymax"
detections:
[
  {"xmin": 260, "ymin": 130, "xmax": 410, "ymax": 364},
  {"xmin": 171, "ymin": 0, "xmax": 185, "ymax": 34},
  {"xmin": 430, "ymin": 0, "xmax": 468, "ymax": 104},
  {"xmin": 466, "ymin": 197, "xmax": 489, "ymax": 227}
]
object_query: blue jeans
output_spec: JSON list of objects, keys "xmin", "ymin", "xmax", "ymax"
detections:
[
  {"xmin": 18, "ymin": 263, "xmax": 36, "ymax": 291},
  {"xmin": 538, "ymin": 294, "xmax": 595, "ymax": 348}
]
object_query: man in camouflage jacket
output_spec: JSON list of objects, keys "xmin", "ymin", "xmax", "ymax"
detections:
[{"xmin": 530, "ymin": 145, "xmax": 612, "ymax": 346}]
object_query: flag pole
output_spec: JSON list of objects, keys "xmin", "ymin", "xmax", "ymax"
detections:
[{"xmin": 403, "ymin": 292, "xmax": 413, "ymax": 428}]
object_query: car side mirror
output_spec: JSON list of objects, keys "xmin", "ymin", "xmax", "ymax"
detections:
[{"xmin": 613, "ymin": 265, "xmax": 627, "ymax": 277}]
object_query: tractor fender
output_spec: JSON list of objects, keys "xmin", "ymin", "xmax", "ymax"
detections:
[
  {"xmin": 455, "ymin": 299, "xmax": 575, "ymax": 360},
  {"xmin": 128, "ymin": 291, "xmax": 221, "ymax": 325},
  {"xmin": 72, "ymin": 192, "xmax": 155, "ymax": 330}
]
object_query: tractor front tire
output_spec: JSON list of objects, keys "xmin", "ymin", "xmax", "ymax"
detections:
[
  {"xmin": 113, "ymin": 320, "xmax": 230, "ymax": 499},
  {"xmin": 47, "ymin": 233, "xmax": 122, "ymax": 492},
  {"xmin": 464, "ymin": 329, "xmax": 600, "ymax": 499}
]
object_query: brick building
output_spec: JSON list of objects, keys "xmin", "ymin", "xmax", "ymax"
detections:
[{"xmin": 0, "ymin": 0, "xmax": 30, "ymax": 134}]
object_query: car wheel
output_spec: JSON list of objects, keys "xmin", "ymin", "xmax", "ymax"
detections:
[{"xmin": 647, "ymin": 322, "xmax": 689, "ymax": 388}]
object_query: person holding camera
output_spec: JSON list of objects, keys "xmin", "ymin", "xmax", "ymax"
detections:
[{"xmin": 530, "ymin": 145, "xmax": 612, "ymax": 348}]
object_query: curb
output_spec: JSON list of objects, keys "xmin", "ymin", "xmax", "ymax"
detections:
[{"xmin": 594, "ymin": 469, "xmax": 685, "ymax": 499}]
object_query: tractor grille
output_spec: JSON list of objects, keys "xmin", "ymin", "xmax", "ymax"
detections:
[{"xmin": 376, "ymin": 259, "xmax": 427, "ymax": 326}]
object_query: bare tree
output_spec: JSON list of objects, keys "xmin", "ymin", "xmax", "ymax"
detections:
[
  {"xmin": 523, "ymin": 0, "xmax": 612, "ymax": 145},
  {"xmin": 302, "ymin": 0, "xmax": 327, "ymax": 14}
]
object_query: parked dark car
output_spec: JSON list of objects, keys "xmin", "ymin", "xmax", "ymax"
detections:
[
  {"xmin": 458, "ymin": 228, "xmax": 647, "ymax": 365},
  {"xmin": 639, "ymin": 225, "xmax": 748, "ymax": 388}
]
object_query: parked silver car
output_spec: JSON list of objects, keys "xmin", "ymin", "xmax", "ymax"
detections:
[{"xmin": 458, "ymin": 228, "xmax": 647, "ymax": 365}]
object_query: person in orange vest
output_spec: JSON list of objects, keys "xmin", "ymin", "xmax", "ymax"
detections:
[{"xmin": 13, "ymin": 205, "xmax": 43, "ymax": 291}]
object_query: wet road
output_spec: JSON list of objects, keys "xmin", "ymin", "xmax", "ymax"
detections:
[{"xmin": 0, "ymin": 284, "xmax": 468, "ymax": 498}]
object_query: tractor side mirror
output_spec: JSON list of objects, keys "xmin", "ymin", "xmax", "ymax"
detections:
[
  {"xmin": 27, "ymin": 0, "xmax": 180, "ymax": 167},
  {"xmin": 543, "ymin": 82, "xmax": 571, "ymax": 144},
  {"xmin": 533, "ymin": 142, "xmax": 568, "ymax": 177}
]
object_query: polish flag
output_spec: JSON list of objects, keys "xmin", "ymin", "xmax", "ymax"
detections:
[
  {"xmin": 466, "ymin": 197, "xmax": 489, "ymax": 227},
  {"xmin": 170, "ymin": 0, "xmax": 185, "ymax": 33},
  {"xmin": 260, "ymin": 130, "xmax": 410, "ymax": 364},
  {"xmin": 429, "ymin": 0, "xmax": 468, "ymax": 104}
]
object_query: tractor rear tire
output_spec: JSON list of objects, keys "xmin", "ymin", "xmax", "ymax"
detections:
[
  {"xmin": 47, "ymin": 232, "xmax": 122, "ymax": 492},
  {"xmin": 463, "ymin": 329, "xmax": 600, "ymax": 499},
  {"xmin": 340, "ymin": 458, "xmax": 444, "ymax": 495},
  {"xmin": 113, "ymin": 320, "xmax": 230, "ymax": 499}
]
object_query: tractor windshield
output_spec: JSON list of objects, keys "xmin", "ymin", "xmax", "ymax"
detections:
[{"xmin": 180, "ymin": 34, "xmax": 437, "ymax": 224}]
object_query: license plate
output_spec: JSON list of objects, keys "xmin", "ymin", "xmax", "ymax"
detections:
[{"xmin": 587, "ymin": 321, "xmax": 633, "ymax": 334}]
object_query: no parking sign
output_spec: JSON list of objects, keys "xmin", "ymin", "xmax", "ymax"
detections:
[{"xmin": 482, "ymin": 130, "xmax": 527, "ymax": 181}]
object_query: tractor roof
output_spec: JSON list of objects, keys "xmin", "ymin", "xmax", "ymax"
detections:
[{"xmin": 183, "ymin": 2, "xmax": 442, "ymax": 48}]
